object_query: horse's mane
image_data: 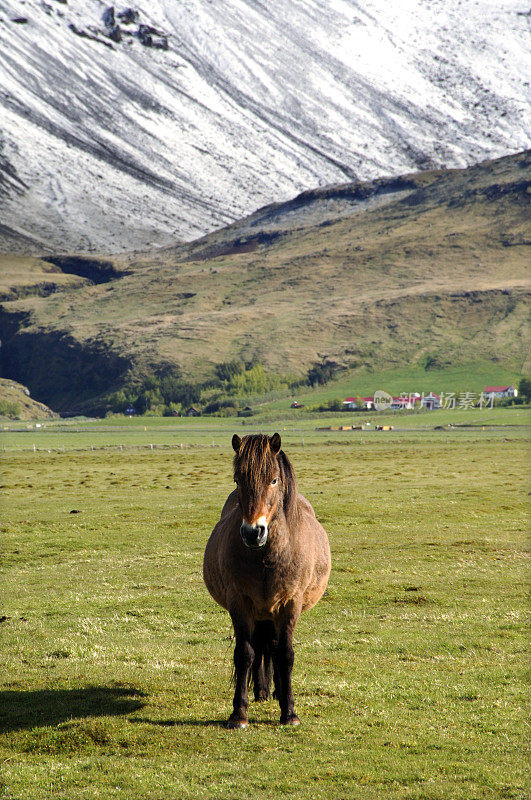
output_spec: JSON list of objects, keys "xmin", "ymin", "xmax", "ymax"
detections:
[
  {"xmin": 233, "ymin": 434, "xmax": 300, "ymax": 527},
  {"xmin": 277, "ymin": 447, "xmax": 300, "ymax": 527}
]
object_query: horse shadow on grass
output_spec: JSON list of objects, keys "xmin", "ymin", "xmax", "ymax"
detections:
[
  {"xmin": 128, "ymin": 716, "xmax": 278, "ymax": 728},
  {"xmin": 0, "ymin": 686, "xmax": 146, "ymax": 734}
]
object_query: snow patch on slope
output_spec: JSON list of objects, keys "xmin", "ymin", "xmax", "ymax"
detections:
[{"xmin": 0, "ymin": 0, "xmax": 529, "ymax": 253}]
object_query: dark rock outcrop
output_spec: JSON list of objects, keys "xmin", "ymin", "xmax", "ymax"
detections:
[
  {"xmin": 136, "ymin": 24, "xmax": 168, "ymax": 49},
  {"xmin": 102, "ymin": 6, "xmax": 115, "ymax": 28},
  {"xmin": 68, "ymin": 22, "xmax": 115, "ymax": 49},
  {"xmin": 117, "ymin": 8, "xmax": 139, "ymax": 25},
  {"xmin": 108, "ymin": 25, "xmax": 122, "ymax": 43}
]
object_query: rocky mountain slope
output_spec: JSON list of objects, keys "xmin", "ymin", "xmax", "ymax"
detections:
[
  {"xmin": 0, "ymin": 151, "xmax": 528, "ymax": 413},
  {"xmin": 0, "ymin": 377, "xmax": 57, "ymax": 419},
  {"xmin": 0, "ymin": 0, "xmax": 529, "ymax": 253}
]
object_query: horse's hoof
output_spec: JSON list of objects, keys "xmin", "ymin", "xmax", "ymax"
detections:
[
  {"xmin": 280, "ymin": 714, "xmax": 300, "ymax": 726},
  {"xmin": 226, "ymin": 718, "xmax": 248, "ymax": 730}
]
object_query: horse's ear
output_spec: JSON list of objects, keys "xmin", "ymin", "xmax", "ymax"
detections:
[
  {"xmin": 232, "ymin": 434, "xmax": 242, "ymax": 452},
  {"xmin": 270, "ymin": 432, "xmax": 281, "ymax": 454}
]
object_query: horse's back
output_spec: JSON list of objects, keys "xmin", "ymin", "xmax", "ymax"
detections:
[
  {"xmin": 297, "ymin": 493, "xmax": 331, "ymax": 613},
  {"xmin": 203, "ymin": 498, "xmax": 239, "ymax": 612}
]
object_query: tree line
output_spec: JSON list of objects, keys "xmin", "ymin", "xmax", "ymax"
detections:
[{"xmin": 105, "ymin": 359, "xmax": 345, "ymax": 416}]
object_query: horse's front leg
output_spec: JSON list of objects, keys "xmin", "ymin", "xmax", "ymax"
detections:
[
  {"xmin": 274, "ymin": 604, "xmax": 301, "ymax": 725},
  {"xmin": 227, "ymin": 613, "xmax": 254, "ymax": 729}
]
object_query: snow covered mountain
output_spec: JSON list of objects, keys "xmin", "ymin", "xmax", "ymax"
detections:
[{"xmin": 0, "ymin": 0, "xmax": 529, "ymax": 253}]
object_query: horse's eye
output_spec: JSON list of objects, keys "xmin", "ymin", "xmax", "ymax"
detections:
[{"xmin": 271, "ymin": 478, "xmax": 278, "ymax": 486}]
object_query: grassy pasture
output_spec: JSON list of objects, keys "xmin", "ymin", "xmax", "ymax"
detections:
[
  {"xmin": 262, "ymin": 363, "xmax": 525, "ymax": 414},
  {"xmin": 0, "ymin": 421, "xmax": 528, "ymax": 799},
  {"xmin": 1, "ymin": 405, "xmax": 529, "ymax": 453}
]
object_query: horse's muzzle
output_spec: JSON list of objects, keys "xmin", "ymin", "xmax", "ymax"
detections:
[{"xmin": 240, "ymin": 522, "xmax": 268, "ymax": 549}]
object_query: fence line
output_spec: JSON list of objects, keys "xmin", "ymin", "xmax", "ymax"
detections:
[
  {"xmin": 7, "ymin": 442, "xmax": 205, "ymax": 455},
  {"xmin": 1, "ymin": 430, "xmax": 514, "ymax": 455}
]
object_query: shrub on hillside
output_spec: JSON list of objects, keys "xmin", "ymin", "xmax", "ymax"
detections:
[
  {"xmin": 107, "ymin": 389, "xmax": 131, "ymax": 413},
  {"xmin": 419, "ymin": 352, "xmax": 452, "ymax": 371},
  {"xmin": 159, "ymin": 376, "xmax": 200, "ymax": 407},
  {"xmin": 211, "ymin": 361, "xmax": 289, "ymax": 396},
  {"xmin": 229, "ymin": 363, "xmax": 289, "ymax": 395},
  {"xmin": 214, "ymin": 360, "xmax": 244, "ymax": 382},
  {"xmin": 307, "ymin": 360, "xmax": 344, "ymax": 386},
  {"xmin": 0, "ymin": 400, "xmax": 21, "ymax": 418},
  {"xmin": 518, "ymin": 377, "xmax": 531, "ymax": 402}
]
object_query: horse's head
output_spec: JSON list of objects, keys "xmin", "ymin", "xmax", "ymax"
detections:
[{"xmin": 232, "ymin": 432, "xmax": 296, "ymax": 549}]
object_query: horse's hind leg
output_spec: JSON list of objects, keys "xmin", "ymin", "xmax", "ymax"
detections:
[
  {"xmin": 271, "ymin": 648, "xmax": 281, "ymax": 701},
  {"xmin": 252, "ymin": 656, "xmax": 268, "ymax": 702},
  {"xmin": 251, "ymin": 621, "xmax": 273, "ymax": 701},
  {"xmin": 273, "ymin": 606, "xmax": 301, "ymax": 726}
]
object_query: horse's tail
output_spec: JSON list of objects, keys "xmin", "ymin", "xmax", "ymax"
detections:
[{"xmin": 250, "ymin": 621, "xmax": 277, "ymax": 701}]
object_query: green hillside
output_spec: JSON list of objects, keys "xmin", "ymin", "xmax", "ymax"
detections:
[{"xmin": 0, "ymin": 151, "xmax": 529, "ymax": 414}]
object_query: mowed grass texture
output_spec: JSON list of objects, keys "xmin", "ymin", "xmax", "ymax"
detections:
[{"xmin": 0, "ymin": 434, "xmax": 528, "ymax": 799}]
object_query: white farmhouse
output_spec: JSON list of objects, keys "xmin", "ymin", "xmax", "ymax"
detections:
[
  {"xmin": 342, "ymin": 397, "xmax": 358, "ymax": 409},
  {"xmin": 484, "ymin": 386, "xmax": 518, "ymax": 399}
]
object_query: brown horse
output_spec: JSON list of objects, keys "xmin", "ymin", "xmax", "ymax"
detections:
[{"xmin": 203, "ymin": 433, "xmax": 331, "ymax": 728}]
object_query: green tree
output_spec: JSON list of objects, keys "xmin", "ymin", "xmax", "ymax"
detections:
[
  {"xmin": 230, "ymin": 363, "xmax": 269, "ymax": 394},
  {"xmin": 307, "ymin": 360, "xmax": 342, "ymax": 386},
  {"xmin": 215, "ymin": 360, "xmax": 244, "ymax": 382},
  {"xmin": 107, "ymin": 390, "xmax": 130, "ymax": 413},
  {"xmin": 517, "ymin": 377, "xmax": 531, "ymax": 401}
]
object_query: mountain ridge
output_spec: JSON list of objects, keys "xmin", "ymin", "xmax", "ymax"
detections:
[{"xmin": 0, "ymin": 151, "xmax": 528, "ymax": 413}]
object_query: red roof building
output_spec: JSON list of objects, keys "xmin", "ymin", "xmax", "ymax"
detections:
[{"xmin": 484, "ymin": 386, "xmax": 517, "ymax": 397}]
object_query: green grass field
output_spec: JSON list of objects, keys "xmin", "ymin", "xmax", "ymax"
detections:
[
  {"xmin": 0, "ymin": 416, "xmax": 528, "ymax": 799},
  {"xmin": 1, "ymin": 404, "xmax": 529, "ymax": 453}
]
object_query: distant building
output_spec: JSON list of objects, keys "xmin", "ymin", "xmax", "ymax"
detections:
[
  {"xmin": 291, "ymin": 401, "xmax": 304, "ymax": 408},
  {"xmin": 342, "ymin": 397, "xmax": 358, "ymax": 409},
  {"xmin": 390, "ymin": 396, "xmax": 416, "ymax": 410},
  {"xmin": 362, "ymin": 397, "xmax": 374, "ymax": 410},
  {"xmin": 186, "ymin": 406, "xmax": 200, "ymax": 416},
  {"xmin": 125, "ymin": 405, "xmax": 136, "ymax": 416},
  {"xmin": 420, "ymin": 392, "xmax": 440, "ymax": 410},
  {"xmin": 484, "ymin": 386, "xmax": 517, "ymax": 399}
]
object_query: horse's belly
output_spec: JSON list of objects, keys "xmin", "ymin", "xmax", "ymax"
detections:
[
  {"xmin": 301, "ymin": 572, "xmax": 329, "ymax": 613},
  {"xmin": 253, "ymin": 592, "xmax": 286, "ymax": 620},
  {"xmin": 203, "ymin": 527, "xmax": 232, "ymax": 612},
  {"xmin": 301, "ymin": 530, "xmax": 331, "ymax": 613}
]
